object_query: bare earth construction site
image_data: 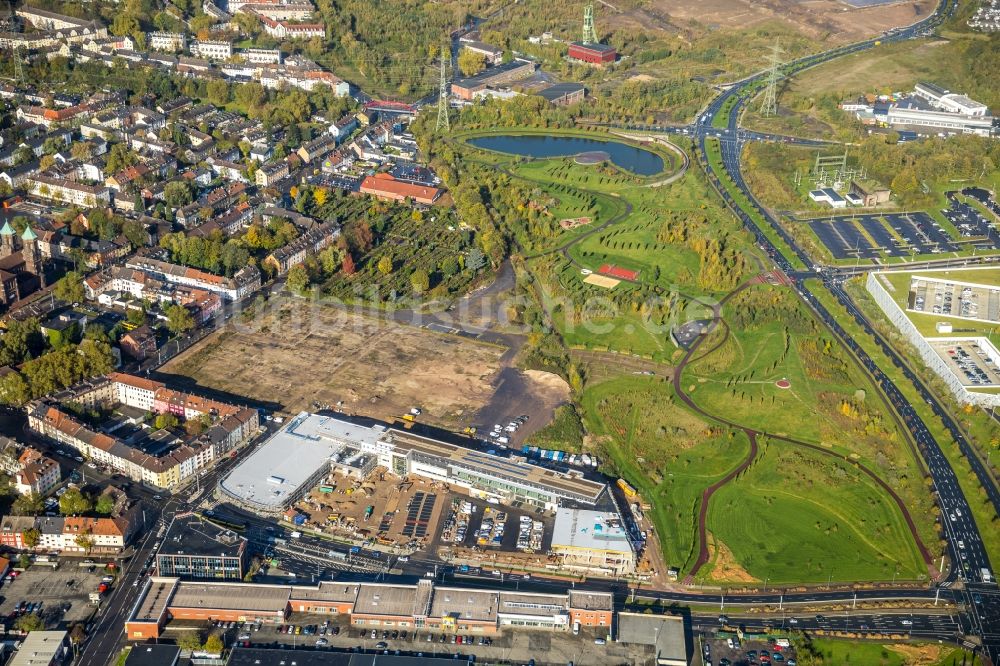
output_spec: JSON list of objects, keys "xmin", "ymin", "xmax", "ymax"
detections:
[
  {"xmin": 649, "ymin": 0, "xmax": 933, "ymax": 43},
  {"xmin": 160, "ymin": 297, "xmax": 568, "ymax": 433}
]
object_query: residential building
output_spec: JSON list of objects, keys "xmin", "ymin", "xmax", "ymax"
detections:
[
  {"xmin": 240, "ymin": 3, "xmax": 314, "ymax": 20},
  {"xmin": 148, "ymin": 32, "xmax": 187, "ymax": 52},
  {"xmin": 191, "ymin": 40, "xmax": 233, "ymax": 60},
  {"xmin": 27, "ymin": 373, "xmax": 260, "ymax": 488},
  {"xmin": 125, "ymin": 253, "xmax": 261, "ymax": 301},
  {"xmin": 255, "ymin": 161, "xmax": 290, "ymax": 187},
  {"xmin": 360, "ymin": 172, "xmax": 441, "ymax": 205},
  {"xmin": 262, "ymin": 220, "xmax": 340, "ymax": 274},
  {"xmin": 0, "ymin": 516, "xmax": 38, "ymax": 550},
  {"xmin": 296, "ymin": 134, "xmax": 336, "ymax": 163},
  {"xmin": 328, "ymin": 114, "xmax": 358, "ymax": 142},
  {"xmin": 120, "ymin": 325, "xmax": 158, "ymax": 361},
  {"xmin": 240, "ymin": 48, "xmax": 282, "ymax": 64},
  {"xmin": 26, "ymin": 174, "xmax": 112, "ymax": 207},
  {"xmin": 13, "ymin": 447, "xmax": 61, "ymax": 496}
]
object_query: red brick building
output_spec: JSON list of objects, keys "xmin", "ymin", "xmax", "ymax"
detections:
[{"xmin": 568, "ymin": 42, "xmax": 616, "ymax": 64}]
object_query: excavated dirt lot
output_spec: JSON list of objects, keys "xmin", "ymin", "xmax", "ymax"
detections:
[
  {"xmin": 639, "ymin": 0, "xmax": 932, "ymax": 44},
  {"xmin": 161, "ymin": 297, "xmax": 508, "ymax": 429}
]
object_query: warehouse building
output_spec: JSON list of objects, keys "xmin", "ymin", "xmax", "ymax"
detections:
[
  {"xmin": 568, "ymin": 42, "xmax": 616, "ymax": 64},
  {"xmin": 125, "ymin": 577, "xmax": 613, "ymax": 639},
  {"xmin": 537, "ymin": 82, "xmax": 586, "ymax": 106},
  {"xmin": 450, "ymin": 60, "xmax": 536, "ymax": 100}
]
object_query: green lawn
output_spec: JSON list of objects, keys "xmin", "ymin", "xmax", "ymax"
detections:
[
  {"xmin": 706, "ymin": 443, "xmax": 927, "ymax": 584},
  {"xmin": 580, "ymin": 375, "xmax": 751, "ymax": 572},
  {"xmin": 796, "ymin": 637, "xmax": 982, "ymax": 666}
]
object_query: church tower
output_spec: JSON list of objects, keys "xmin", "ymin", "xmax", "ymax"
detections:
[
  {"xmin": 21, "ymin": 224, "xmax": 44, "ymax": 288},
  {"xmin": 0, "ymin": 220, "xmax": 15, "ymax": 259}
]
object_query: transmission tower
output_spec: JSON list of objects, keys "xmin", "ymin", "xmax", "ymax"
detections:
[
  {"xmin": 436, "ymin": 45, "xmax": 450, "ymax": 132},
  {"xmin": 582, "ymin": 3, "xmax": 598, "ymax": 44},
  {"xmin": 759, "ymin": 39, "xmax": 784, "ymax": 117},
  {"xmin": 6, "ymin": 2, "xmax": 24, "ymax": 85}
]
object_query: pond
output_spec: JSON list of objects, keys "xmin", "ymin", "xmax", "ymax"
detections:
[{"xmin": 468, "ymin": 134, "xmax": 665, "ymax": 176}]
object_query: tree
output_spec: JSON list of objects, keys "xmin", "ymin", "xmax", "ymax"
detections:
[
  {"xmin": 154, "ymin": 413, "xmax": 180, "ymax": 430},
  {"xmin": 53, "ymin": 271, "xmax": 85, "ymax": 304},
  {"xmin": 127, "ymin": 307, "xmax": 147, "ymax": 327},
  {"xmin": 12, "ymin": 493, "xmax": 43, "ymax": 516},
  {"xmin": 164, "ymin": 304, "xmax": 195, "ymax": 335},
  {"xmin": 177, "ymin": 633, "xmax": 203, "ymax": 652},
  {"xmin": 105, "ymin": 144, "xmax": 138, "ymax": 174},
  {"xmin": 203, "ymin": 634, "xmax": 224, "ymax": 655},
  {"xmin": 286, "ymin": 264, "xmax": 309, "ymax": 294},
  {"xmin": 163, "ymin": 181, "xmax": 194, "ymax": 208},
  {"xmin": 39, "ymin": 155, "xmax": 56, "ymax": 171},
  {"xmin": 458, "ymin": 48, "xmax": 487, "ymax": 76},
  {"xmin": 59, "ymin": 488, "xmax": 92, "ymax": 515},
  {"xmin": 466, "ymin": 248, "xmax": 485, "ymax": 272},
  {"xmin": 75, "ymin": 530, "xmax": 96, "ymax": 554},
  {"xmin": 15, "ymin": 613, "xmax": 45, "ymax": 633},
  {"xmin": 95, "ymin": 494, "xmax": 115, "ymax": 516},
  {"xmin": 341, "ymin": 253, "xmax": 356, "ymax": 276},
  {"xmin": 440, "ymin": 256, "xmax": 459, "ymax": 277},
  {"xmin": 377, "ymin": 256, "xmax": 393, "ymax": 275},
  {"xmin": 69, "ymin": 624, "xmax": 87, "ymax": 650},
  {"xmin": 0, "ymin": 371, "xmax": 30, "ymax": 407},
  {"xmin": 22, "ymin": 527, "xmax": 40, "ymax": 548},
  {"xmin": 410, "ymin": 269, "xmax": 430, "ymax": 293}
]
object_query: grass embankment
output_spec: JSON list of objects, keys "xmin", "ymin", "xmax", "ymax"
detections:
[
  {"xmin": 819, "ymin": 277, "xmax": 1000, "ymax": 567},
  {"xmin": 797, "ymin": 637, "xmax": 982, "ymax": 666},
  {"xmin": 707, "ymin": 442, "xmax": 927, "ymax": 583},
  {"xmin": 681, "ymin": 283, "xmax": 934, "ymax": 580},
  {"xmin": 581, "ymin": 375, "xmax": 750, "ymax": 572},
  {"xmin": 704, "ymin": 138, "xmax": 807, "ymax": 270}
]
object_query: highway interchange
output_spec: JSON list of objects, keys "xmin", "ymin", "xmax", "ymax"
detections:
[{"xmin": 68, "ymin": 1, "xmax": 1000, "ymax": 662}]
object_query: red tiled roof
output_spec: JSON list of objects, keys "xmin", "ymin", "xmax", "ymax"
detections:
[{"xmin": 359, "ymin": 173, "xmax": 441, "ymax": 204}]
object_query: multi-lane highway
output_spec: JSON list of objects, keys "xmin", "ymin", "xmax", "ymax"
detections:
[{"xmin": 686, "ymin": 0, "xmax": 1000, "ymax": 657}]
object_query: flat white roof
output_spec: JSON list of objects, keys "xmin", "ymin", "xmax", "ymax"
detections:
[
  {"xmin": 218, "ymin": 412, "xmax": 386, "ymax": 510},
  {"xmin": 550, "ymin": 507, "xmax": 633, "ymax": 555}
]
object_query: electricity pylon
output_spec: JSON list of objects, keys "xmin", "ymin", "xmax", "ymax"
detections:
[
  {"xmin": 436, "ymin": 45, "xmax": 450, "ymax": 132},
  {"xmin": 759, "ymin": 39, "xmax": 784, "ymax": 117}
]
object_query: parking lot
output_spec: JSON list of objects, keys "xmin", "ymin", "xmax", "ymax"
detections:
[
  {"xmin": 806, "ymin": 211, "xmax": 962, "ymax": 260},
  {"xmin": 173, "ymin": 615, "xmax": 638, "ymax": 666},
  {"xmin": 703, "ymin": 636, "xmax": 798, "ymax": 666},
  {"xmin": 941, "ymin": 188, "xmax": 1000, "ymax": 250},
  {"xmin": 909, "ymin": 278, "xmax": 1000, "ymax": 323},
  {"xmin": 930, "ymin": 340, "xmax": 1000, "ymax": 387},
  {"xmin": 0, "ymin": 564, "xmax": 106, "ymax": 627}
]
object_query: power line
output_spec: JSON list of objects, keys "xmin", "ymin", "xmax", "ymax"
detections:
[
  {"xmin": 435, "ymin": 44, "xmax": 449, "ymax": 132},
  {"xmin": 759, "ymin": 39, "xmax": 783, "ymax": 118}
]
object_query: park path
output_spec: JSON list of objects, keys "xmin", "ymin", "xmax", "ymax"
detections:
[{"xmin": 671, "ymin": 276, "xmax": 933, "ymax": 581}]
